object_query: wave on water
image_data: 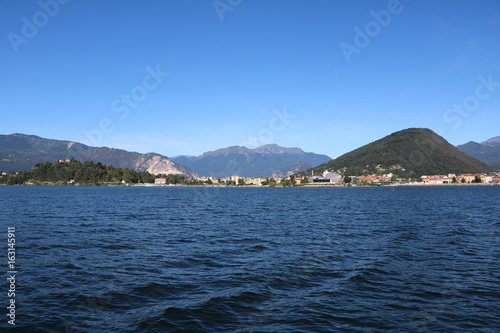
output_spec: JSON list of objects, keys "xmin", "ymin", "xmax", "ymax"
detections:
[{"xmin": 2, "ymin": 186, "xmax": 499, "ymax": 332}]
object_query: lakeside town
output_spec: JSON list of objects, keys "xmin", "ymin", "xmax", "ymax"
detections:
[
  {"xmin": 1, "ymin": 159, "xmax": 499, "ymax": 187},
  {"xmin": 153, "ymin": 170, "xmax": 500, "ymax": 187}
]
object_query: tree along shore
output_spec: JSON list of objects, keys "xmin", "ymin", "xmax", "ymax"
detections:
[{"xmin": 1, "ymin": 159, "xmax": 498, "ymax": 187}]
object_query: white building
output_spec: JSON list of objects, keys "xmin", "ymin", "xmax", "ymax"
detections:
[
  {"xmin": 154, "ymin": 178, "xmax": 167, "ymax": 184},
  {"xmin": 324, "ymin": 172, "xmax": 342, "ymax": 184}
]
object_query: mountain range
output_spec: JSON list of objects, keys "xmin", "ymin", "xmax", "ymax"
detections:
[
  {"xmin": 172, "ymin": 144, "xmax": 332, "ymax": 178},
  {"xmin": 0, "ymin": 134, "xmax": 197, "ymax": 177},
  {"xmin": 0, "ymin": 134, "xmax": 331, "ymax": 178},
  {"xmin": 1, "ymin": 129, "xmax": 497, "ymax": 178},
  {"xmin": 305, "ymin": 128, "xmax": 494, "ymax": 178},
  {"xmin": 456, "ymin": 137, "xmax": 500, "ymax": 171}
]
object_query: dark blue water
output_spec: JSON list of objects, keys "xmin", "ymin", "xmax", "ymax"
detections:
[{"xmin": 1, "ymin": 186, "xmax": 499, "ymax": 332}]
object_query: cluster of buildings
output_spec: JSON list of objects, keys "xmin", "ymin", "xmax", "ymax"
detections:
[
  {"xmin": 194, "ymin": 175, "xmax": 271, "ymax": 185},
  {"xmin": 152, "ymin": 171, "xmax": 500, "ymax": 186},
  {"xmin": 306, "ymin": 171, "xmax": 396, "ymax": 184},
  {"xmin": 421, "ymin": 173, "xmax": 500, "ymax": 184},
  {"xmin": 155, "ymin": 174, "xmax": 310, "ymax": 186},
  {"xmin": 356, "ymin": 175, "xmax": 394, "ymax": 184},
  {"xmin": 305, "ymin": 171, "xmax": 500, "ymax": 185},
  {"xmin": 155, "ymin": 175, "xmax": 275, "ymax": 185},
  {"xmin": 155, "ymin": 171, "xmax": 340, "ymax": 185}
]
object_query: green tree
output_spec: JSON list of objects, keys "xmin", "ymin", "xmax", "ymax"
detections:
[
  {"xmin": 343, "ymin": 176, "xmax": 351, "ymax": 184},
  {"xmin": 122, "ymin": 172, "xmax": 134, "ymax": 183},
  {"xmin": 6, "ymin": 176, "xmax": 15, "ymax": 185},
  {"xmin": 1, "ymin": 160, "xmax": 160, "ymax": 186}
]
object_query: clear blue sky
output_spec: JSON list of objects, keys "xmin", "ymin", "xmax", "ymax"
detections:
[{"xmin": 1, "ymin": 0, "xmax": 499, "ymax": 158}]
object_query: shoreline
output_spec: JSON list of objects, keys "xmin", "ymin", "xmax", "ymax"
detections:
[{"xmin": 1, "ymin": 183, "xmax": 499, "ymax": 187}]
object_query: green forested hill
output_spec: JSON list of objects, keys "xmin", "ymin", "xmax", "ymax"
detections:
[
  {"xmin": 305, "ymin": 128, "xmax": 494, "ymax": 178},
  {"xmin": 0, "ymin": 160, "xmax": 156, "ymax": 185}
]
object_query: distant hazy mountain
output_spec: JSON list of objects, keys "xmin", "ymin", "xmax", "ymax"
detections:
[
  {"xmin": 172, "ymin": 144, "xmax": 331, "ymax": 177},
  {"xmin": 481, "ymin": 136, "xmax": 500, "ymax": 147},
  {"xmin": 306, "ymin": 128, "xmax": 493, "ymax": 177},
  {"xmin": 0, "ymin": 133, "xmax": 197, "ymax": 176},
  {"xmin": 272, "ymin": 161, "xmax": 313, "ymax": 178},
  {"xmin": 457, "ymin": 137, "xmax": 500, "ymax": 171}
]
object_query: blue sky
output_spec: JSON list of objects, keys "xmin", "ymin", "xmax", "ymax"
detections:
[{"xmin": 1, "ymin": 0, "xmax": 499, "ymax": 158}]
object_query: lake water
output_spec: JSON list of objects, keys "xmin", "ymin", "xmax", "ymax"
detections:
[{"xmin": 1, "ymin": 186, "xmax": 499, "ymax": 332}]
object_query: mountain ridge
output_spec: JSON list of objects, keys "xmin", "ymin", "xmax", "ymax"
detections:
[
  {"xmin": 304, "ymin": 128, "xmax": 494, "ymax": 177},
  {"xmin": 0, "ymin": 133, "xmax": 198, "ymax": 177},
  {"xmin": 456, "ymin": 138, "xmax": 500, "ymax": 171},
  {"xmin": 1, "ymin": 133, "xmax": 331, "ymax": 178},
  {"xmin": 4, "ymin": 130, "xmax": 495, "ymax": 178},
  {"xmin": 481, "ymin": 136, "xmax": 500, "ymax": 147},
  {"xmin": 172, "ymin": 144, "xmax": 332, "ymax": 178}
]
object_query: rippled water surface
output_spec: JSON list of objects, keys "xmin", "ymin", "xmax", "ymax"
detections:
[{"xmin": 1, "ymin": 186, "xmax": 499, "ymax": 332}]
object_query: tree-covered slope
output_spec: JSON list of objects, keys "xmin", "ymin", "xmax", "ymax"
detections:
[
  {"xmin": 0, "ymin": 160, "xmax": 156, "ymax": 185},
  {"xmin": 306, "ymin": 128, "xmax": 493, "ymax": 177}
]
